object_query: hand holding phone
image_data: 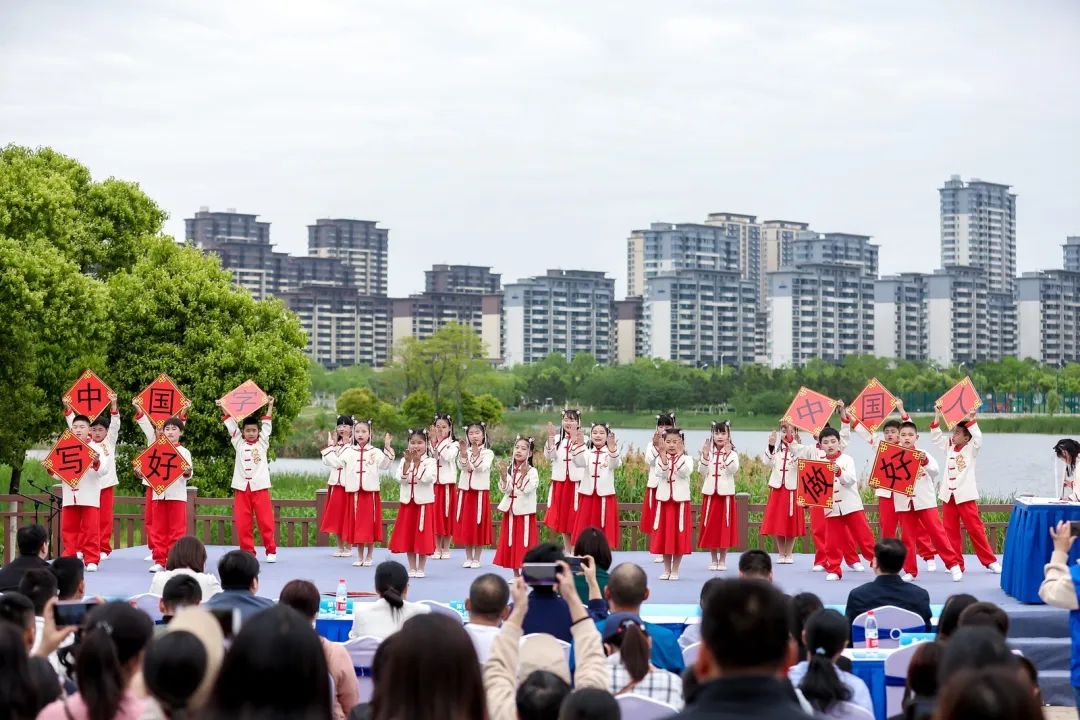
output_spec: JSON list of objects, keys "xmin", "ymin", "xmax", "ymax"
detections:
[{"xmin": 53, "ymin": 600, "xmax": 97, "ymax": 627}]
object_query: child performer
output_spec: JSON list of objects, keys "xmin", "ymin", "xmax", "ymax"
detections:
[
  {"xmin": 697, "ymin": 421, "xmax": 738, "ymax": 571},
  {"xmin": 148, "ymin": 416, "xmax": 193, "ymax": 572},
  {"xmin": 454, "ymin": 422, "xmax": 494, "ymax": 568},
  {"xmin": 543, "ymin": 409, "xmax": 584, "ymax": 553},
  {"xmin": 430, "ymin": 414, "xmax": 459, "ymax": 560},
  {"xmin": 571, "ymin": 423, "xmax": 621, "ymax": 549},
  {"xmin": 761, "ymin": 421, "xmax": 804, "ymax": 565},
  {"xmin": 389, "ymin": 428, "xmax": 437, "ymax": 577},
  {"xmin": 133, "ymin": 400, "xmax": 159, "ymax": 562},
  {"xmin": 1053, "ymin": 439, "xmax": 1079, "ymax": 501},
  {"xmin": 493, "ymin": 436, "xmax": 539, "ymax": 574},
  {"xmin": 66, "ymin": 394, "xmax": 119, "ymax": 560},
  {"xmin": 52, "ymin": 415, "xmax": 104, "ymax": 571},
  {"xmin": 797, "ymin": 424, "xmax": 863, "ymax": 573},
  {"xmin": 930, "ymin": 410, "xmax": 1001, "ymax": 573},
  {"xmin": 218, "ymin": 395, "xmax": 277, "ymax": 562},
  {"xmin": 652, "ymin": 428, "xmax": 692, "ymax": 580},
  {"xmin": 642, "ymin": 413, "xmax": 676, "ymax": 563},
  {"xmin": 894, "ymin": 421, "xmax": 963, "ymax": 581},
  {"xmin": 322, "ymin": 420, "xmax": 395, "ymax": 566},
  {"xmin": 320, "ymin": 415, "xmax": 355, "ymax": 557}
]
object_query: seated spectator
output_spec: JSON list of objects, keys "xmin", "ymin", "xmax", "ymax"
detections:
[
  {"xmin": 203, "ymin": 605, "xmax": 331, "ymax": 720},
  {"xmin": 789, "ymin": 609, "xmax": 873, "ymax": 718},
  {"xmin": 601, "ymin": 612, "xmax": 684, "ymax": 709},
  {"xmin": 572, "ymin": 527, "xmax": 612, "ymax": 604},
  {"xmin": 148, "ymin": 536, "xmax": 223, "ymax": 600},
  {"xmin": 349, "ymin": 560, "xmax": 429, "ymax": 640},
  {"xmin": 597, "ymin": 563, "xmax": 683, "ymax": 673},
  {"xmin": 0, "ymin": 592, "xmax": 73, "ymax": 688},
  {"xmin": 938, "ymin": 626, "xmax": 1018, "ymax": 686},
  {"xmin": 202, "ymin": 550, "xmax": 273, "ymax": 623},
  {"xmin": 51, "ymin": 556, "xmax": 85, "ymax": 600},
  {"xmin": 37, "ymin": 601, "xmax": 154, "ymax": 720},
  {"xmin": 280, "ymin": 579, "xmax": 359, "ymax": 720},
  {"xmin": 520, "ymin": 543, "xmax": 606, "ymax": 644},
  {"xmin": 160, "ymin": 575, "xmax": 203, "ymax": 630},
  {"xmin": 515, "ymin": 671, "xmax": 570, "ymax": 720},
  {"xmin": 678, "ymin": 577, "xmax": 721, "ymax": 650},
  {"xmin": 485, "ymin": 567, "xmax": 608, "ymax": 720},
  {"xmin": 935, "ymin": 593, "xmax": 977, "ymax": 642},
  {"xmin": 934, "ymin": 667, "xmax": 1041, "ymax": 720},
  {"xmin": 0, "ymin": 524, "xmax": 50, "ymax": 592},
  {"xmin": 142, "ymin": 630, "xmax": 207, "ymax": 720},
  {"xmin": 157, "ymin": 608, "xmax": 225, "ymax": 714},
  {"xmin": 668, "ymin": 579, "xmax": 813, "ymax": 719},
  {"xmin": 347, "ymin": 633, "xmax": 399, "ymax": 720},
  {"xmin": 1039, "ymin": 520, "xmax": 1080, "ymax": 708},
  {"xmin": 465, "ymin": 573, "xmax": 510, "ymax": 664},
  {"xmin": 1016, "ymin": 655, "xmax": 1042, "ymax": 707},
  {"xmin": 844, "ymin": 539, "xmax": 932, "ymax": 634},
  {"xmin": 887, "ymin": 639, "xmax": 940, "ymax": 720},
  {"xmin": 0, "ymin": 622, "xmax": 49, "ymax": 720},
  {"xmin": 0, "ymin": 591, "xmax": 38, "ymax": 649},
  {"xmin": 370, "ymin": 613, "xmax": 487, "ymax": 720},
  {"xmin": 558, "ymin": 687, "xmax": 619, "ymax": 720},
  {"xmin": 738, "ymin": 549, "xmax": 773, "ymax": 581},
  {"xmin": 19, "ymin": 567, "xmax": 58, "ymax": 653},
  {"xmin": 957, "ymin": 601, "xmax": 1009, "ymax": 638}
]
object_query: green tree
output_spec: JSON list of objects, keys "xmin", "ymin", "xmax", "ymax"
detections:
[
  {"xmin": 475, "ymin": 393, "xmax": 504, "ymax": 426},
  {"xmin": 401, "ymin": 390, "xmax": 436, "ymax": 431},
  {"xmin": 337, "ymin": 388, "xmax": 380, "ymax": 419},
  {"xmin": 395, "ymin": 324, "xmax": 486, "ymax": 422}
]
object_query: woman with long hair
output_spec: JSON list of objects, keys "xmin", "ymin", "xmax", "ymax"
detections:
[
  {"xmin": 349, "ymin": 561, "xmax": 430, "ymax": 640},
  {"xmin": 148, "ymin": 535, "xmax": 222, "ymax": 599},
  {"xmin": 788, "ymin": 609, "xmax": 873, "ymax": 718},
  {"xmin": 601, "ymin": 612, "xmax": 684, "ymax": 709}
]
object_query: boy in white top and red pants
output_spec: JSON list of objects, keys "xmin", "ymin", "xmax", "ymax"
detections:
[
  {"xmin": 66, "ymin": 396, "xmax": 119, "ymax": 560},
  {"xmin": 147, "ymin": 417, "xmax": 193, "ymax": 572},
  {"xmin": 219, "ymin": 396, "xmax": 277, "ymax": 562},
  {"xmin": 53, "ymin": 415, "xmax": 105, "ymax": 571}
]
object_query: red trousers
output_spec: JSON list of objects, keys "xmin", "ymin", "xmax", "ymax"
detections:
[
  {"xmin": 898, "ymin": 509, "xmax": 962, "ymax": 577},
  {"xmin": 98, "ymin": 487, "xmax": 115, "ymax": 555},
  {"xmin": 942, "ymin": 498, "xmax": 997, "ymax": 570},
  {"xmin": 150, "ymin": 500, "xmax": 187, "ymax": 566},
  {"xmin": 880, "ymin": 499, "xmax": 936, "ymax": 559},
  {"xmin": 144, "ymin": 486, "xmax": 155, "ymax": 551},
  {"xmin": 810, "ymin": 506, "xmax": 858, "ymax": 566},
  {"xmin": 234, "ymin": 488, "xmax": 277, "ymax": 555},
  {"xmin": 824, "ymin": 511, "xmax": 876, "ymax": 577},
  {"xmin": 62, "ymin": 505, "xmax": 100, "ymax": 565}
]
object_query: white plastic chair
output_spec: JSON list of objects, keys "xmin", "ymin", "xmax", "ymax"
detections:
[
  {"xmin": 827, "ymin": 701, "xmax": 875, "ymax": 720},
  {"xmin": 616, "ymin": 694, "xmax": 678, "ymax": 720},
  {"xmin": 883, "ymin": 641, "xmax": 922, "ymax": 717},
  {"xmin": 519, "ymin": 633, "xmax": 572, "ymax": 666},
  {"xmin": 851, "ymin": 605, "xmax": 926, "ymax": 649},
  {"xmin": 128, "ymin": 593, "xmax": 163, "ymax": 622},
  {"xmin": 681, "ymin": 641, "xmax": 700, "ymax": 668},
  {"xmin": 342, "ymin": 635, "xmax": 381, "ymax": 702},
  {"xmin": 419, "ymin": 600, "xmax": 464, "ymax": 624}
]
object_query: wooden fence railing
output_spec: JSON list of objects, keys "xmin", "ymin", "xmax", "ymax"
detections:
[{"xmin": 0, "ymin": 489, "xmax": 1014, "ymax": 564}]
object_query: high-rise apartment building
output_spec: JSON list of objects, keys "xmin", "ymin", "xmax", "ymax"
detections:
[
  {"xmin": 939, "ymin": 176, "xmax": 1017, "ymax": 295},
  {"xmin": 391, "ymin": 265, "xmax": 502, "ymax": 360},
  {"xmin": 185, "ymin": 208, "xmax": 288, "ymax": 300},
  {"xmin": 1065, "ymin": 236, "xmax": 1080, "ymax": 273},
  {"xmin": 614, "ymin": 297, "xmax": 644, "ymax": 364},
  {"xmin": 760, "ymin": 220, "xmax": 809, "ymax": 301},
  {"xmin": 307, "ymin": 218, "xmax": 390, "ymax": 297},
  {"xmin": 925, "ymin": 266, "xmax": 991, "ymax": 365},
  {"xmin": 1017, "ymin": 269, "xmax": 1080, "ymax": 365},
  {"xmin": 704, "ymin": 212, "xmax": 761, "ymax": 294}
]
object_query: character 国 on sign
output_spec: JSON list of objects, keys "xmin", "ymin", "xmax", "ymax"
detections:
[
  {"xmin": 849, "ymin": 378, "xmax": 898, "ymax": 434},
  {"xmin": 134, "ymin": 374, "xmax": 192, "ymax": 430}
]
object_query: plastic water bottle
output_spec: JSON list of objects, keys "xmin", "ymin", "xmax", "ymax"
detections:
[
  {"xmin": 864, "ymin": 610, "xmax": 879, "ymax": 649},
  {"xmin": 335, "ymin": 578, "xmax": 348, "ymax": 617}
]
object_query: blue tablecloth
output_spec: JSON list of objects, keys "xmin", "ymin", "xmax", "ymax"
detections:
[
  {"xmin": 848, "ymin": 651, "xmax": 888, "ymax": 720},
  {"xmin": 1000, "ymin": 498, "xmax": 1080, "ymax": 603}
]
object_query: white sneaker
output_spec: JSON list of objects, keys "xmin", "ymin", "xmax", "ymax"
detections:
[
  {"xmin": 144, "ymin": 554, "xmax": 154, "ymax": 562},
  {"xmin": 825, "ymin": 573, "xmax": 840, "ymax": 581},
  {"xmin": 463, "ymin": 560, "xmax": 473, "ymax": 568},
  {"xmin": 415, "ymin": 570, "xmax": 425, "ymax": 578},
  {"xmin": 901, "ymin": 573, "xmax": 915, "ymax": 582},
  {"xmin": 659, "ymin": 571, "xmax": 670, "ymax": 580},
  {"xmin": 266, "ymin": 553, "xmax": 277, "ymax": 563},
  {"xmin": 987, "ymin": 561, "xmax": 1002, "ymax": 574},
  {"xmin": 86, "ymin": 563, "xmax": 98, "ymax": 572},
  {"xmin": 471, "ymin": 560, "xmax": 481, "ymax": 569},
  {"xmin": 851, "ymin": 562, "xmax": 866, "ymax": 572},
  {"xmin": 926, "ymin": 559, "xmax": 938, "ymax": 572},
  {"xmin": 148, "ymin": 564, "xmax": 163, "ymax": 573},
  {"xmin": 669, "ymin": 573, "xmax": 679, "ymax": 581},
  {"xmin": 716, "ymin": 562, "xmax": 727, "ymax": 571},
  {"xmin": 812, "ymin": 564, "xmax": 825, "ymax": 572},
  {"xmin": 950, "ymin": 566, "xmax": 964, "ymax": 582},
  {"xmin": 408, "ymin": 569, "xmax": 417, "ymax": 577},
  {"xmin": 99, "ymin": 552, "xmax": 109, "ymax": 561},
  {"xmin": 653, "ymin": 555, "xmax": 663, "ymax": 563},
  {"xmin": 76, "ymin": 552, "xmax": 83, "ymax": 560},
  {"xmin": 708, "ymin": 562, "xmax": 718, "ymax": 571}
]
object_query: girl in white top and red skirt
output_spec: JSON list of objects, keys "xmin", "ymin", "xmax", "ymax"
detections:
[
  {"xmin": 761, "ymin": 421, "xmax": 805, "ymax": 564},
  {"xmin": 320, "ymin": 415, "xmax": 355, "ymax": 557},
  {"xmin": 429, "ymin": 414, "xmax": 459, "ymax": 560},
  {"xmin": 493, "ymin": 436, "xmax": 539, "ymax": 573},
  {"xmin": 454, "ymin": 422, "xmax": 494, "ymax": 568},
  {"xmin": 389, "ymin": 429, "xmax": 438, "ymax": 577},
  {"xmin": 543, "ymin": 409, "xmax": 584, "ymax": 552},
  {"xmin": 697, "ymin": 420, "xmax": 739, "ymax": 571},
  {"xmin": 650, "ymin": 428, "xmax": 693, "ymax": 580},
  {"xmin": 642, "ymin": 413, "xmax": 676, "ymax": 563},
  {"xmin": 322, "ymin": 420, "xmax": 395, "ymax": 566},
  {"xmin": 572, "ymin": 424, "xmax": 622, "ymax": 549}
]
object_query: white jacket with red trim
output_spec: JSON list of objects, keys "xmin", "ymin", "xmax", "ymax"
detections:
[
  {"xmin": 931, "ymin": 420, "xmax": 983, "ymax": 504},
  {"xmin": 457, "ymin": 446, "xmax": 494, "ymax": 491},
  {"xmin": 545, "ymin": 436, "xmax": 585, "ymax": 483},
  {"xmin": 226, "ymin": 416, "xmax": 272, "ymax": 491},
  {"xmin": 573, "ymin": 446, "xmax": 620, "ymax": 497},
  {"xmin": 59, "ymin": 439, "xmax": 104, "ymax": 508},
  {"xmin": 698, "ymin": 446, "xmax": 738, "ymax": 496},
  {"xmin": 893, "ymin": 451, "xmax": 940, "ymax": 512},
  {"xmin": 398, "ymin": 456, "xmax": 437, "ymax": 504},
  {"xmin": 431, "ymin": 438, "xmax": 459, "ymax": 486},
  {"xmin": 66, "ymin": 410, "xmax": 120, "ymax": 490},
  {"xmin": 653, "ymin": 452, "xmax": 692, "ymax": 502},
  {"xmin": 497, "ymin": 464, "xmax": 538, "ymax": 515},
  {"xmin": 322, "ymin": 443, "xmax": 392, "ymax": 493}
]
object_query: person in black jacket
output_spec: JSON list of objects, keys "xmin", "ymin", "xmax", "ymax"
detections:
[
  {"xmin": 669, "ymin": 578, "xmax": 813, "ymax": 719},
  {"xmin": 0, "ymin": 525, "xmax": 50, "ymax": 593},
  {"xmin": 845, "ymin": 538, "xmax": 932, "ymax": 635}
]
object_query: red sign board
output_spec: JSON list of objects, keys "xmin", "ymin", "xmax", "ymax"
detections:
[
  {"xmin": 62, "ymin": 369, "xmax": 113, "ymax": 421},
  {"xmin": 868, "ymin": 441, "xmax": 924, "ymax": 497},
  {"xmin": 42, "ymin": 430, "xmax": 99, "ymax": 489},
  {"xmin": 936, "ymin": 377, "xmax": 982, "ymax": 430},
  {"xmin": 850, "ymin": 378, "xmax": 898, "ymax": 434},
  {"xmin": 797, "ymin": 458, "xmax": 836, "ymax": 509},
  {"xmin": 782, "ymin": 387, "xmax": 839, "ymax": 436},
  {"xmin": 133, "ymin": 374, "xmax": 192, "ymax": 430},
  {"xmin": 133, "ymin": 437, "xmax": 190, "ymax": 495},
  {"xmin": 218, "ymin": 380, "xmax": 268, "ymax": 422}
]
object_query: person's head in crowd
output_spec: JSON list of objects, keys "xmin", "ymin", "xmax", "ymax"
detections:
[
  {"xmin": 466, "ymin": 573, "xmax": 510, "ymax": 627},
  {"xmin": 938, "ymin": 626, "xmax": 1018, "ymax": 686},
  {"xmin": 18, "ymin": 568, "xmax": 57, "ymax": 616},
  {"xmin": 900, "ymin": 640, "xmax": 941, "ymax": 717},
  {"xmin": 789, "ymin": 592, "xmax": 824, "ymax": 659},
  {"xmin": 958, "ymin": 601, "xmax": 1009, "ymax": 637},
  {"xmin": 370, "ymin": 613, "xmax": 486, "ymax": 720},
  {"xmin": 936, "ymin": 594, "xmax": 978, "ymax": 641},
  {"xmin": 0, "ymin": 591, "xmax": 37, "ymax": 649},
  {"xmin": 161, "ymin": 575, "xmax": 203, "ymax": 621},
  {"xmin": 204, "ymin": 605, "xmax": 330, "ymax": 720},
  {"xmin": 699, "ymin": 577, "xmax": 722, "ymax": 609},
  {"xmin": 374, "ymin": 561, "xmax": 411, "ymax": 617},
  {"xmin": 798, "ymin": 609, "xmax": 853, "ymax": 714},
  {"xmin": 522, "ymin": 543, "xmax": 565, "ymax": 595},
  {"xmin": 165, "ymin": 608, "xmax": 226, "ymax": 713},
  {"xmin": 697, "ymin": 579, "xmax": 794, "ymax": 679},
  {"xmin": 738, "ymin": 549, "xmax": 773, "ymax": 581},
  {"xmin": 278, "ymin": 579, "xmax": 321, "ymax": 621},
  {"xmin": 28, "ymin": 647, "xmax": 63, "ymax": 711},
  {"xmin": 16, "ymin": 524, "xmax": 49, "ymax": 559},
  {"xmin": 216, "ymin": 550, "xmax": 260, "ymax": 593},
  {"xmin": 873, "ymin": 538, "xmax": 906, "ymax": 575},
  {"xmin": 601, "ymin": 612, "xmax": 652, "ymax": 684},
  {"xmin": 167, "ymin": 536, "xmax": 209, "ymax": 573},
  {"xmin": 144, "ymin": 630, "xmax": 207, "ymax": 720},
  {"xmin": 605, "ymin": 562, "xmax": 648, "ymax": 612},
  {"xmin": 72, "ymin": 602, "xmax": 154, "ymax": 719},
  {"xmin": 1016, "ymin": 655, "xmax": 1041, "ymax": 706},
  {"xmin": 573, "ymin": 527, "xmax": 612, "ymax": 572},
  {"xmin": 557, "ymin": 688, "xmax": 619, "ymax": 720},
  {"xmin": 516, "ymin": 671, "xmax": 571, "ymax": 720},
  {"xmin": 0, "ymin": 623, "xmax": 44, "ymax": 720},
  {"xmin": 51, "ymin": 557, "xmax": 85, "ymax": 600},
  {"xmin": 935, "ymin": 667, "xmax": 1041, "ymax": 720},
  {"xmin": 818, "ymin": 426, "xmax": 842, "ymax": 453}
]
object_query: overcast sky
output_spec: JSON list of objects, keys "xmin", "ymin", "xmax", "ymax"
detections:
[{"xmin": 2, "ymin": 1, "xmax": 1078, "ymax": 297}]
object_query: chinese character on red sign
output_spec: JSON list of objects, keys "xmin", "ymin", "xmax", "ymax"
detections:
[
  {"xmin": 134, "ymin": 374, "xmax": 192, "ymax": 430},
  {"xmin": 850, "ymin": 378, "xmax": 898, "ymax": 434},
  {"xmin": 868, "ymin": 441, "xmax": 924, "ymax": 497},
  {"xmin": 62, "ymin": 369, "xmax": 113, "ymax": 421},
  {"xmin": 782, "ymin": 387, "xmax": 839, "ymax": 436},
  {"xmin": 133, "ymin": 437, "xmax": 190, "ymax": 495},
  {"xmin": 218, "ymin": 380, "xmax": 268, "ymax": 422},
  {"xmin": 936, "ymin": 377, "xmax": 982, "ymax": 430},
  {"xmin": 797, "ymin": 459, "xmax": 835, "ymax": 509},
  {"xmin": 42, "ymin": 430, "xmax": 99, "ymax": 489}
]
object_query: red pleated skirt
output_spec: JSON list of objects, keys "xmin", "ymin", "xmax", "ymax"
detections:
[
  {"xmin": 433, "ymin": 483, "xmax": 457, "ymax": 536},
  {"xmin": 389, "ymin": 501, "xmax": 435, "ymax": 555},
  {"xmin": 350, "ymin": 489, "xmax": 383, "ymax": 544},
  {"xmin": 649, "ymin": 500, "xmax": 692, "ymax": 555},
  {"xmin": 571, "ymin": 492, "xmax": 620, "ymax": 549},
  {"xmin": 320, "ymin": 485, "xmax": 348, "ymax": 535},
  {"xmin": 761, "ymin": 486, "xmax": 806, "ymax": 538},
  {"xmin": 698, "ymin": 494, "xmax": 737, "ymax": 549},
  {"xmin": 493, "ymin": 512, "xmax": 537, "ymax": 570},
  {"xmin": 543, "ymin": 479, "xmax": 577, "ymax": 534},
  {"xmin": 453, "ymin": 489, "xmax": 493, "ymax": 545},
  {"xmin": 639, "ymin": 486, "xmax": 656, "ymax": 533}
]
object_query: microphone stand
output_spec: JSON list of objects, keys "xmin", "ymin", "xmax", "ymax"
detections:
[{"xmin": 23, "ymin": 478, "xmax": 62, "ymax": 559}]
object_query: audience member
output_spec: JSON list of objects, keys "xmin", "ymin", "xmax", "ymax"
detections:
[
  {"xmin": 158, "ymin": 608, "xmax": 225, "ymax": 714},
  {"xmin": 465, "ymin": 573, "xmax": 510, "ymax": 664},
  {"xmin": 148, "ymin": 536, "xmax": 223, "ymax": 600},
  {"xmin": 0, "ymin": 524, "xmax": 50, "ymax": 592},
  {"xmin": 738, "ymin": 549, "xmax": 773, "ymax": 581},
  {"xmin": 1039, "ymin": 519, "xmax": 1079, "ymax": 710},
  {"xmin": 519, "ymin": 543, "xmax": 606, "ymax": 643},
  {"xmin": 957, "ymin": 601, "xmax": 1009, "ymax": 637},
  {"xmin": 51, "ymin": 556, "xmax": 85, "ymax": 600},
  {"xmin": 0, "ymin": 591, "xmax": 37, "ymax": 649},
  {"xmin": 1016, "ymin": 654, "xmax": 1042, "ymax": 706},
  {"xmin": 160, "ymin": 575, "xmax": 203, "ymax": 629},
  {"xmin": 934, "ymin": 667, "xmax": 1041, "ymax": 720},
  {"xmin": 204, "ymin": 604, "xmax": 331, "ymax": 720},
  {"xmin": 202, "ymin": 550, "xmax": 273, "ymax": 622},
  {"xmin": 935, "ymin": 593, "xmax": 977, "ymax": 642},
  {"xmin": 788, "ymin": 609, "xmax": 872, "ymax": 718},
  {"xmin": 349, "ymin": 560, "xmax": 430, "ymax": 640},
  {"xmin": 557, "ymin": 688, "xmax": 619, "ymax": 720},
  {"xmin": 938, "ymin": 626, "xmax": 1018, "ymax": 687},
  {"xmin": 572, "ymin": 527, "xmax": 612, "ymax": 603},
  {"xmin": 598, "ymin": 563, "xmax": 683, "ymax": 673},
  {"xmin": 678, "ymin": 577, "xmax": 722, "ymax": 650},
  {"xmin": 668, "ymin": 579, "xmax": 812, "ymax": 719},
  {"xmin": 0, "ymin": 622, "xmax": 47, "ymax": 720},
  {"xmin": 19, "ymin": 567, "xmax": 58, "ymax": 652},
  {"xmin": 887, "ymin": 640, "xmax": 940, "ymax": 720},
  {"xmin": 844, "ymin": 539, "xmax": 932, "ymax": 634},
  {"xmin": 515, "ymin": 671, "xmax": 570, "ymax": 720},
  {"xmin": 142, "ymin": 630, "xmax": 207, "ymax": 720},
  {"xmin": 280, "ymin": 579, "xmax": 359, "ymax": 720},
  {"xmin": 601, "ymin": 611, "xmax": 683, "ymax": 709}
]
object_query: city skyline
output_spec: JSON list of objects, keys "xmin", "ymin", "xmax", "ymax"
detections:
[{"xmin": 2, "ymin": 1, "xmax": 1077, "ymax": 298}]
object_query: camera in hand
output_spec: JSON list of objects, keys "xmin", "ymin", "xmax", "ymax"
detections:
[
  {"xmin": 522, "ymin": 562, "xmax": 560, "ymax": 586},
  {"xmin": 53, "ymin": 600, "xmax": 96, "ymax": 627}
]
